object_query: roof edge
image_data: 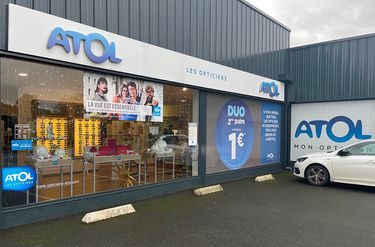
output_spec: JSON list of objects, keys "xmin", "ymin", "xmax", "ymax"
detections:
[
  {"xmin": 239, "ymin": 0, "xmax": 291, "ymax": 32},
  {"xmin": 289, "ymin": 33, "xmax": 375, "ymax": 50}
]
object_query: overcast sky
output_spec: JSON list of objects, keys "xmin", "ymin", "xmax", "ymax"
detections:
[{"xmin": 246, "ymin": 0, "xmax": 375, "ymax": 47}]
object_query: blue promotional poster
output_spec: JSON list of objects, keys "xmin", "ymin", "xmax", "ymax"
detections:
[
  {"xmin": 215, "ymin": 99, "xmax": 254, "ymax": 170},
  {"xmin": 261, "ymin": 103, "xmax": 281, "ymax": 164},
  {"xmin": 2, "ymin": 166, "xmax": 37, "ymax": 192},
  {"xmin": 207, "ymin": 94, "xmax": 281, "ymax": 174}
]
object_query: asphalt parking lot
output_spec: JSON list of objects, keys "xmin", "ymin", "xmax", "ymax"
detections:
[{"xmin": 1, "ymin": 171, "xmax": 375, "ymax": 247}]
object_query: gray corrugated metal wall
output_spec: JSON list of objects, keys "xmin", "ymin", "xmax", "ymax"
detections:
[
  {"xmin": 0, "ymin": 0, "xmax": 289, "ymax": 79},
  {"xmin": 287, "ymin": 34, "xmax": 375, "ymax": 102}
]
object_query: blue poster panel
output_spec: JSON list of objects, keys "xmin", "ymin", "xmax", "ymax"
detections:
[
  {"xmin": 215, "ymin": 99, "xmax": 254, "ymax": 170},
  {"xmin": 261, "ymin": 103, "xmax": 281, "ymax": 164},
  {"xmin": 206, "ymin": 93, "xmax": 282, "ymax": 174}
]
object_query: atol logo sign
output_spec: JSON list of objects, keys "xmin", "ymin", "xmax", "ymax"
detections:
[
  {"xmin": 2, "ymin": 166, "xmax": 37, "ymax": 191},
  {"xmin": 152, "ymin": 106, "xmax": 161, "ymax": 116},
  {"xmin": 259, "ymin": 81, "xmax": 280, "ymax": 97},
  {"xmin": 47, "ymin": 27, "xmax": 122, "ymax": 64},
  {"xmin": 295, "ymin": 116, "xmax": 372, "ymax": 143},
  {"xmin": 11, "ymin": 140, "xmax": 33, "ymax": 151},
  {"xmin": 266, "ymin": 153, "xmax": 274, "ymax": 160}
]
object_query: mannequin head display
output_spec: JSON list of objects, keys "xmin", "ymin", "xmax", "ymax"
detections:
[
  {"xmin": 34, "ymin": 145, "xmax": 52, "ymax": 161},
  {"xmin": 54, "ymin": 149, "xmax": 65, "ymax": 160}
]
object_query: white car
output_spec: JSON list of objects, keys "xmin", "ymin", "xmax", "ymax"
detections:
[{"xmin": 294, "ymin": 139, "xmax": 375, "ymax": 186}]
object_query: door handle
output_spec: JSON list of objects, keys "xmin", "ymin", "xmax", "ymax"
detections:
[{"xmin": 366, "ymin": 160, "xmax": 375, "ymax": 164}]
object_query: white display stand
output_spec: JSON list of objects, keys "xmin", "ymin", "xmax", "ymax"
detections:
[
  {"xmin": 83, "ymin": 154, "xmax": 142, "ymax": 193},
  {"xmin": 26, "ymin": 159, "xmax": 74, "ymax": 203},
  {"xmin": 154, "ymin": 152, "xmax": 175, "ymax": 182}
]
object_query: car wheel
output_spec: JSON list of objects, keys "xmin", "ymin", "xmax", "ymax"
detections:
[{"xmin": 305, "ymin": 165, "xmax": 329, "ymax": 186}]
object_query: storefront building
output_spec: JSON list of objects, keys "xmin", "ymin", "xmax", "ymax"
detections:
[{"xmin": 0, "ymin": 2, "xmax": 288, "ymax": 228}]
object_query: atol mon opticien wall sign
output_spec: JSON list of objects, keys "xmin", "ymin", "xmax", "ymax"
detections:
[
  {"xmin": 2, "ymin": 166, "xmax": 37, "ymax": 191},
  {"xmin": 294, "ymin": 116, "xmax": 371, "ymax": 143},
  {"xmin": 290, "ymin": 100, "xmax": 375, "ymax": 161}
]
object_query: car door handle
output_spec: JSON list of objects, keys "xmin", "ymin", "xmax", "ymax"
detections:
[{"xmin": 366, "ymin": 160, "xmax": 375, "ymax": 164}]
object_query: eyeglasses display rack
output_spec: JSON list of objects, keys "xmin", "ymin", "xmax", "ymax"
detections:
[
  {"xmin": 74, "ymin": 119, "xmax": 101, "ymax": 157},
  {"xmin": 36, "ymin": 117, "xmax": 68, "ymax": 154}
]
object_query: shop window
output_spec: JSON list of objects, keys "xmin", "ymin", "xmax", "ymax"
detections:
[
  {"xmin": 206, "ymin": 93, "xmax": 281, "ymax": 174},
  {"xmin": 0, "ymin": 58, "xmax": 199, "ymax": 208}
]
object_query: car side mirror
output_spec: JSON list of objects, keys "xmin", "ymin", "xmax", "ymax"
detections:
[{"xmin": 338, "ymin": 150, "xmax": 351, "ymax": 156}]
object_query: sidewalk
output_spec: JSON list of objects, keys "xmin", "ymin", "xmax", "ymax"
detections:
[{"xmin": 1, "ymin": 171, "xmax": 375, "ymax": 246}]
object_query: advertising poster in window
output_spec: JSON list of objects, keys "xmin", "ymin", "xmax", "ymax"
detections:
[
  {"xmin": 206, "ymin": 93, "xmax": 281, "ymax": 174},
  {"xmin": 290, "ymin": 100, "xmax": 375, "ymax": 161},
  {"xmin": 83, "ymin": 72, "xmax": 163, "ymax": 122}
]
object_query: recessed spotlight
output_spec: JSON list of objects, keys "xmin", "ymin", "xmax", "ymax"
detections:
[
  {"xmin": 18, "ymin": 73, "xmax": 28, "ymax": 77},
  {"xmin": 182, "ymin": 87, "xmax": 187, "ymax": 91}
]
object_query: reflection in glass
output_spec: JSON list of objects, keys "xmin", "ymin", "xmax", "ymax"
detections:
[{"xmin": 0, "ymin": 58, "xmax": 199, "ymax": 208}]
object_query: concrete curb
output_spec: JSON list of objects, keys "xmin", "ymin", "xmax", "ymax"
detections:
[
  {"xmin": 193, "ymin": 184, "xmax": 223, "ymax": 196},
  {"xmin": 81, "ymin": 204, "xmax": 136, "ymax": 224},
  {"xmin": 255, "ymin": 174, "xmax": 275, "ymax": 182}
]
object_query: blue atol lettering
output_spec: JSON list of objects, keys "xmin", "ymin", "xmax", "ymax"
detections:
[
  {"xmin": 354, "ymin": 119, "xmax": 372, "ymax": 139},
  {"xmin": 326, "ymin": 116, "xmax": 354, "ymax": 142},
  {"xmin": 295, "ymin": 120, "xmax": 313, "ymax": 138},
  {"xmin": 47, "ymin": 27, "xmax": 122, "ymax": 64},
  {"xmin": 308, "ymin": 120, "xmax": 327, "ymax": 138},
  {"xmin": 65, "ymin": 30, "xmax": 86, "ymax": 54},
  {"xmin": 259, "ymin": 82, "xmax": 268, "ymax": 94},
  {"xmin": 47, "ymin": 27, "xmax": 71, "ymax": 53},
  {"xmin": 294, "ymin": 116, "xmax": 372, "ymax": 143},
  {"xmin": 270, "ymin": 82, "xmax": 279, "ymax": 97},
  {"xmin": 259, "ymin": 81, "xmax": 279, "ymax": 97}
]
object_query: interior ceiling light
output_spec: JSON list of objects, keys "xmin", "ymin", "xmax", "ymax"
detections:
[
  {"xmin": 18, "ymin": 73, "xmax": 28, "ymax": 77},
  {"xmin": 181, "ymin": 99, "xmax": 186, "ymax": 103},
  {"xmin": 182, "ymin": 87, "xmax": 187, "ymax": 91}
]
